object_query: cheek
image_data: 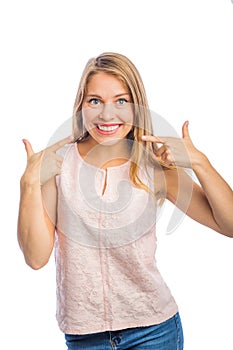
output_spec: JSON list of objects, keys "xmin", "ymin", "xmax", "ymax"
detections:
[
  {"xmin": 82, "ymin": 108, "xmax": 98, "ymax": 127},
  {"xmin": 118, "ymin": 107, "xmax": 134, "ymax": 124}
]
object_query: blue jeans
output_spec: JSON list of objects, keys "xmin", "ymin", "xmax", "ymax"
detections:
[{"xmin": 65, "ymin": 312, "xmax": 184, "ymax": 349}]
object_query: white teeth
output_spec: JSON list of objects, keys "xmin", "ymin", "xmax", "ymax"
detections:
[{"xmin": 98, "ymin": 125, "xmax": 119, "ymax": 131}]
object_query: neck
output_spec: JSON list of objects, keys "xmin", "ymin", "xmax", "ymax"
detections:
[{"xmin": 78, "ymin": 136, "xmax": 132, "ymax": 168}]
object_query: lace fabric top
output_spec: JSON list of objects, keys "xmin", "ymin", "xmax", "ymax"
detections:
[{"xmin": 55, "ymin": 143, "xmax": 178, "ymax": 335}]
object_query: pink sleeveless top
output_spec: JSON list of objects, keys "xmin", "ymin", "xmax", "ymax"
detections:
[{"xmin": 55, "ymin": 143, "xmax": 178, "ymax": 335}]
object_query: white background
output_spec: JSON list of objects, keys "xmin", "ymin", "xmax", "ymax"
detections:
[{"xmin": 1, "ymin": 0, "xmax": 233, "ymax": 349}]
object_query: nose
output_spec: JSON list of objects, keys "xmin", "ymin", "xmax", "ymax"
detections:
[{"xmin": 100, "ymin": 103, "xmax": 115, "ymax": 121}]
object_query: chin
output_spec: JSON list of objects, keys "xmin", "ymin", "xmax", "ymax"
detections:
[{"xmin": 96, "ymin": 137, "xmax": 123, "ymax": 147}]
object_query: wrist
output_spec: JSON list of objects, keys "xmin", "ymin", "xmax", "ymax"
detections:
[
  {"xmin": 20, "ymin": 174, "xmax": 41, "ymax": 190},
  {"xmin": 191, "ymin": 151, "xmax": 210, "ymax": 171}
]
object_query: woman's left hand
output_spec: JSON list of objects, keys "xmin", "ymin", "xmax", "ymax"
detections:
[{"xmin": 142, "ymin": 121, "xmax": 203, "ymax": 168}]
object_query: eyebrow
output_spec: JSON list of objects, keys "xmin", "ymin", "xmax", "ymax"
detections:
[{"xmin": 86, "ymin": 93, "xmax": 130, "ymax": 98}]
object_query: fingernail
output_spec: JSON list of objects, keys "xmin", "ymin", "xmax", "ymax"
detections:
[{"xmin": 142, "ymin": 135, "xmax": 147, "ymax": 141}]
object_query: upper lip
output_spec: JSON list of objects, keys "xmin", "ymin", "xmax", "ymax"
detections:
[{"xmin": 95, "ymin": 123, "xmax": 122, "ymax": 126}]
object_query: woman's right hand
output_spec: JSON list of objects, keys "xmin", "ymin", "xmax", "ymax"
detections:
[{"xmin": 21, "ymin": 136, "xmax": 73, "ymax": 186}]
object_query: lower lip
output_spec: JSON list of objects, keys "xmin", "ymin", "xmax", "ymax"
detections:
[{"xmin": 95, "ymin": 125, "xmax": 122, "ymax": 135}]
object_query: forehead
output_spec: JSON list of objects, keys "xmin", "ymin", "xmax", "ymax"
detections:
[{"xmin": 86, "ymin": 72, "xmax": 129, "ymax": 96}]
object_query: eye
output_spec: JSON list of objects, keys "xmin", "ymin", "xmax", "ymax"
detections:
[
  {"xmin": 88, "ymin": 98, "xmax": 100, "ymax": 105},
  {"xmin": 117, "ymin": 98, "xmax": 128, "ymax": 105}
]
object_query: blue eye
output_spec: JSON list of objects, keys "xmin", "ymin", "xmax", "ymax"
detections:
[
  {"xmin": 117, "ymin": 98, "xmax": 127, "ymax": 105},
  {"xmin": 89, "ymin": 98, "xmax": 100, "ymax": 105}
]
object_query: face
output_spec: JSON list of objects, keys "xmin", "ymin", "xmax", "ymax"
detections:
[{"xmin": 82, "ymin": 72, "xmax": 134, "ymax": 146}]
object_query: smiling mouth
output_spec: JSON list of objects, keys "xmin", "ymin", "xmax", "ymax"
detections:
[{"xmin": 95, "ymin": 123, "xmax": 122, "ymax": 135}]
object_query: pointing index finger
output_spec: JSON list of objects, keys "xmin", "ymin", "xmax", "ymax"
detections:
[
  {"xmin": 141, "ymin": 135, "xmax": 164, "ymax": 144},
  {"xmin": 49, "ymin": 135, "xmax": 74, "ymax": 152}
]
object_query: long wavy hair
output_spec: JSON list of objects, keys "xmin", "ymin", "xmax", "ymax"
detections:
[{"xmin": 72, "ymin": 52, "xmax": 162, "ymax": 192}]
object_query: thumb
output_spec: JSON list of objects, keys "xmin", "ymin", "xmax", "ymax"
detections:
[
  {"xmin": 22, "ymin": 139, "xmax": 34, "ymax": 158},
  {"xmin": 182, "ymin": 120, "xmax": 190, "ymax": 139}
]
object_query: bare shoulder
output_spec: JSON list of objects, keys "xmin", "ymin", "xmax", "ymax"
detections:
[
  {"xmin": 164, "ymin": 167, "xmax": 179, "ymax": 187},
  {"xmin": 153, "ymin": 165, "xmax": 172, "ymax": 199},
  {"xmin": 163, "ymin": 167, "xmax": 193, "ymax": 202}
]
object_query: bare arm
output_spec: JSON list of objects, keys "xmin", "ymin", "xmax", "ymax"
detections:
[
  {"xmin": 192, "ymin": 156, "xmax": 233, "ymax": 235},
  {"xmin": 17, "ymin": 136, "xmax": 72, "ymax": 269},
  {"xmin": 143, "ymin": 121, "xmax": 233, "ymax": 237},
  {"xmin": 165, "ymin": 165, "xmax": 233, "ymax": 237},
  {"xmin": 17, "ymin": 179, "xmax": 56, "ymax": 269}
]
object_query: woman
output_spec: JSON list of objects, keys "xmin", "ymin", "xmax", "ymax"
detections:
[{"xmin": 18, "ymin": 52, "xmax": 233, "ymax": 349}]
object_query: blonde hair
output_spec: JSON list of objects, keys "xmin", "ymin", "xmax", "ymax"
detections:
[{"xmin": 72, "ymin": 52, "xmax": 162, "ymax": 192}]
